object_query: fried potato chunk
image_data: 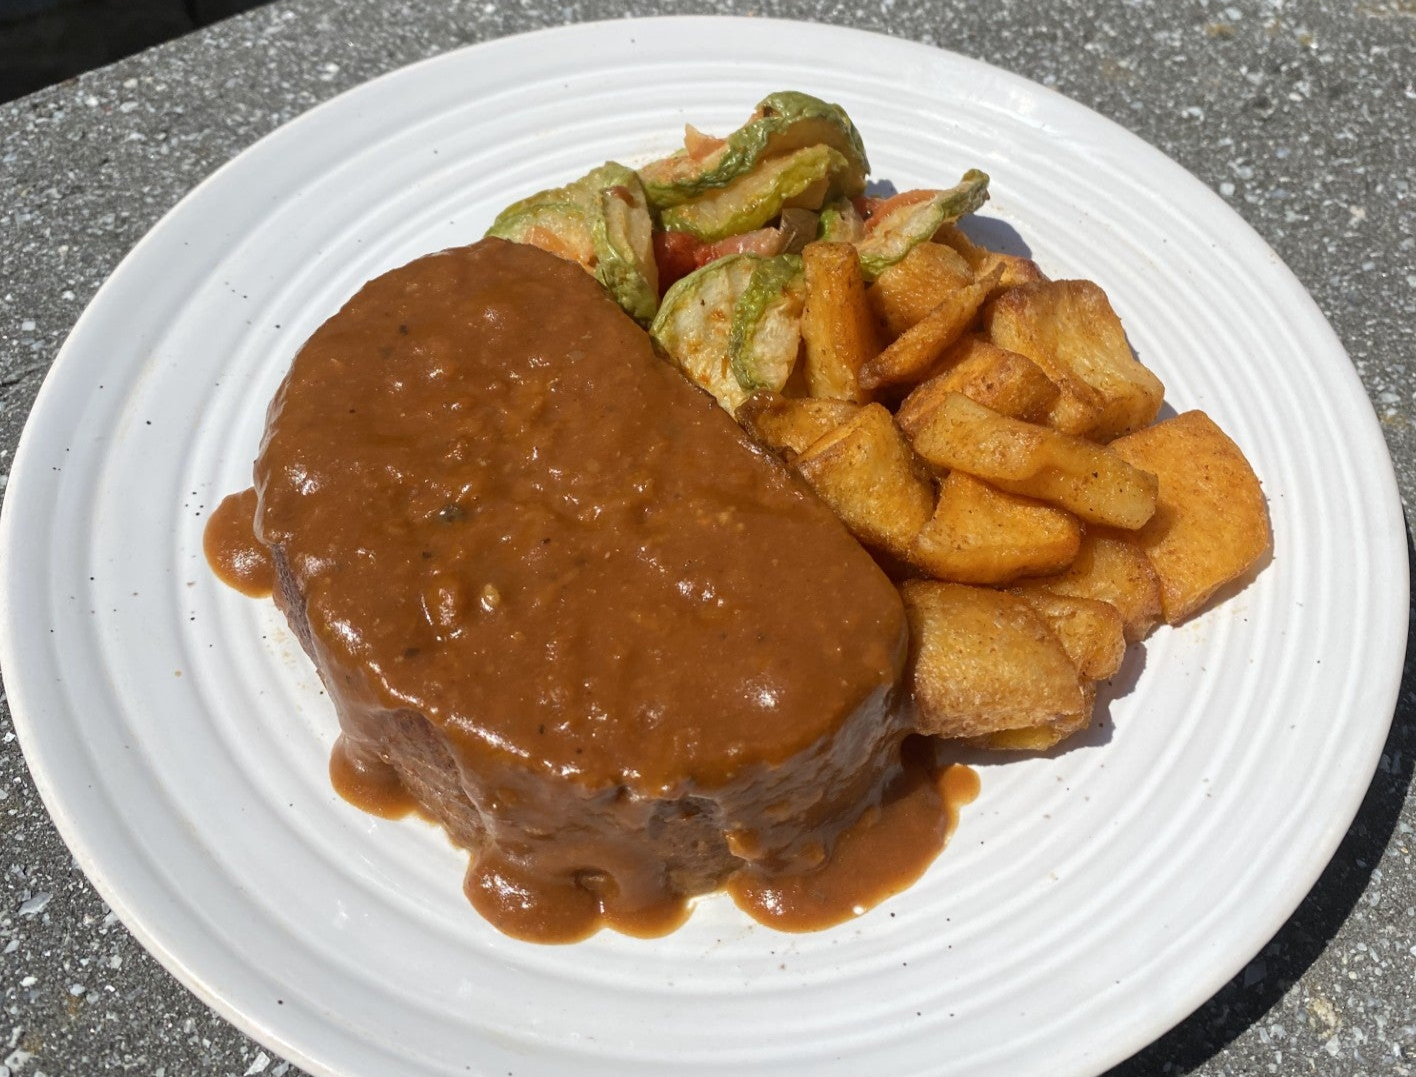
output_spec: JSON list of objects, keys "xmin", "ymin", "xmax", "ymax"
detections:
[
  {"xmin": 908, "ymin": 472, "xmax": 1081, "ymax": 585},
  {"xmin": 1108, "ymin": 410, "xmax": 1272, "ymax": 624},
  {"xmin": 1014, "ymin": 591, "xmax": 1127, "ymax": 681},
  {"xmin": 904, "ymin": 392, "xmax": 1158, "ymax": 529},
  {"xmin": 953, "ymin": 591, "xmax": 1119, "ymax": 752},
  {"xmin": 859, "ymin": 265, "xmax": 1001, "ymax": 391},
  {"xmin": 902, "ymin": 580, "xmax": 1091, "ymax": 740},
  {"xmin": 961, "ymin": 721, "xmax": 1090, "ymax": 753},
  {"xmin": 800, "ymin": 240, "xmax": 878, "ymax": 402},
  {"xmin": 985, "ymin": 279, "xmax": 1164, "ymax": 442},
  {"xmin": 867, "ymin": 241, "xmax": 973, "ymax": 338},
  {"xmin": 794, "ymin": 403, "xmax": 934, "ymax": 560},
  {"xmin": 736, "ymin": 391, "xmax": 860, "ymax": 460},
  {"xmin": 1014, "ymin": 530, "xmax": 1163, "ymax": 643},
  {"xmin": 933, "ymin": 222, "xmax": 1047, "ymax": 296},
  {"xmin": 896, "ymin": 336, "xmax": 1060, "ymax": 427}
]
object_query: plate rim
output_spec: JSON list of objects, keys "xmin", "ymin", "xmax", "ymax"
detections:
[{"xmin": 0, "ymin": 15, "xmax": 1408, "ymax": 1077}]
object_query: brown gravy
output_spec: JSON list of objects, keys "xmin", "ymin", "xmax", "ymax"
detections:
[
  {"xmin": 204, "ymin": 488, "xmax": 274, "ymax": 598},
  {"xmin": 328, "ymin": 735, "xmax": 418, "ymax": 820},
  {"xmin": 205, "ymin": 238, "xmax": 975, "ymax": 941},
  {"xmin": 729, "ymin": 739, "xmax": 980, "ymax": 931}
]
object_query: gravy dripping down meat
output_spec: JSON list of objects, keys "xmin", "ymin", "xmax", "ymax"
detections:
[{"xmin": 206, "ymin": 238, "xmax": 976, "ymax": 942}]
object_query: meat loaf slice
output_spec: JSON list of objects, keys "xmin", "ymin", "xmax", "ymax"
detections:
[{"xmin": 254, "ymin": 238, "xmax": 909, "ymax": 941}]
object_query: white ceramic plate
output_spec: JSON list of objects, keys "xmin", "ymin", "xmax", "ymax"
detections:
[{"xmin": 1, "ymin": 17, "xmax": 1406, "ymax": 1077}]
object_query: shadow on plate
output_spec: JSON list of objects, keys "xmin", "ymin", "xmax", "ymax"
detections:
[
  {"xmin": 956, "ymin": 215, "xmax": 1033, "ymax": 259},
  {"xmin": 1103, "ymin": 515, "xmax": 1416, "ymax": 1075}
]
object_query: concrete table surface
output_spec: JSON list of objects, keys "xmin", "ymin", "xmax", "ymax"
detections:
[{"xmin": 0, "ymin": 1, "xmax": 1412, "ymax": 1073}]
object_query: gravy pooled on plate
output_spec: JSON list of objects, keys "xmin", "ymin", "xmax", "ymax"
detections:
[{"xmin": 209, "ymin": 238, "xmax": 973, "ymax": 941}]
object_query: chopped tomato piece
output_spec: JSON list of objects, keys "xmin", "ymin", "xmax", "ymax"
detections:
[
  {"xmin": 863, "ymin": 189, "xmax": 936, "ymax": 231},
  {"xmin": 683, "ymin": 124, "xmax": 727, "ymax": 159},
  {"xmin": 709, "ymin": 227, "xmax": 785, "ymax": 259},
  {"xmin": 852, "ymin": 195, "xmax": 885, "ymax": 221},
  {"xmin": 653, "ymin": 231, "xmax": 707, "ymax": 295},
  {"xmin": 654, "ymin": 227, "xmax": 788, "ymax": 295}
]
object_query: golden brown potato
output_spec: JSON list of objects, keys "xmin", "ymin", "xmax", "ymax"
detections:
[
  {"xmin": 859, "ymin": 265, "xmax": 1001, "ymax": 391},
  {"xmin": 896, "ymin": 336, "xmax": 1060, "ymax": 428},
  {"xmin": 1015, "ymin": 530, "xmax": 1163, "ymax": 643},
  {"xmin": 961, "ymin": 720, "xmax": 1088, "ymax": 753},
  {"xmin": 985, "ymin": 279, "xmax": 1164, "ymax": 442},
  {"xmin": 959, "ymin": 587, "xmax": 1119, "ymax": 753},
  {"xmin": 794, "ymin": 404, "xmax": 934, "ymax": 560},
  {"xmin": 905, "ymin": 392, "xmax": 1159, "ymax": 529},
  {"xmin": 902, "ymin": 580, "xmax": 1091, "ymax": 740},
  {"xmin": 1109, "ymin": 410, "xmax": 1272, "ymax": 624},
  {"xmin": 800, "ymin": 241, "xmax": 879, "ymax": 402},
  {"xmin": 736, "ymin": 391, "xmax": 860, "ymax": 460},
  {"xmin": 933, "ymin": 222, "xmax": 1047, "ymax": 296},
  {"xmin": 1013, "ymin": 590, "xmax": 1127, "ymax": 681},
  {"xmin": 908, "ymin": 472, "xmax": 1081, "ymax": 585},
  {"xmin": 867, "ymin": 241, "xmax": 973, "ymax": 338}
]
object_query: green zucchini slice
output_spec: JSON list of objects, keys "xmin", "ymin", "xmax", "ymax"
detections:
[
  {"xmin": 659, "ymin": 145, "xmax": 850, "ymax": 242},
  {"xmin": 854, "ymin": 169, "xmax": 991, "ymax": 280},
  {"xmin": 486, "ymin": 161, "xmax": 659, "ymax": 323},
  {"xmin": 639, "ymin": 91, "xmax": 869, "ymax": 210},
  {"xmin": 650, "ymin": 253, "xmax": 805, "ymax": 412}
]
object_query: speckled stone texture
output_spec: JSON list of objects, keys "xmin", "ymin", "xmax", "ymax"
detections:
[{"xmin": 0, "ymin": 1, "xmax": 1411, "ymax": 1074}]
